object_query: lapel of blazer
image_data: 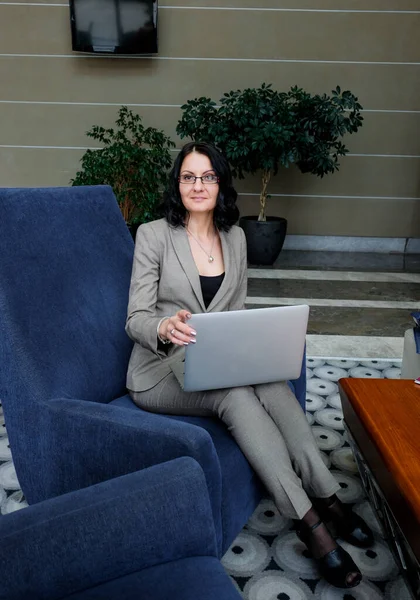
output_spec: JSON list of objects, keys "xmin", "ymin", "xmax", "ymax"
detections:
[
  {"xmin": 169, "ymin": 225, "xmax": 206, "ymax": 312},
  {"xmin": 206, "ymin": 228, "xmax": 233, "ymax": 312},
  {"xmin": 169, "ymin": 224, "xmax": 236, "ymax": 313}
]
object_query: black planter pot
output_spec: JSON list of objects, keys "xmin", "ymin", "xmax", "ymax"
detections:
[{"xmin": 239, "ymin": 216, "xmax": 288, "ymax": 266}]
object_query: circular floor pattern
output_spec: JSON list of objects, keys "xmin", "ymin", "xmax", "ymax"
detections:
[
  {"xmin": 382, "ymin": 367, "xmax": 401, "ymax": 379},
  {"xmin": 330, "ymin": 447, "xmax": 358, "ymax": 474},
  {"xmin": 243, "ymin": 570, "xmax": 313, "ymax": 600},
  {"xmin": 305, "ymin": 393, "xmax": 327, "ymax": 412},
  {"xmin": 325, "ymin": 359, "xmax": 359, "ymax": 369},
  {"xmin": 341, "ymin": 430, "xmax": 349, "ymax": 445},
  {"xmin": 319, "ymin": 450, "xmax": 331, "ymax": 468},
  {"xmin": 385, "ymin": 576, "xmax": 412, "ymax": 600},
  {"xmin": 307, "ymin": 379, "xmax": 338, "ymax": 397},
  {"xmin": 314, "ymin": 409, "xmax": 344, "ymax": 431},
  {"xmin": 1, "ymin": 490, "xmax": 28, "ymax": 515},
  {"xmin": 246, "ymin": 499, "xmax": 292, "ymax": 536},
  {"xmin": 325, "ymin": 393, "xmax": 342, "ymax": 410},
  {"xmin": 306, "ymin": 412, "xmax": 315, "ymax": 426},
  {"xmin": 314, "ymin": 577, "xmax": 385, "ymax": 600},
  {"xmin": 354, "ymin": 501, "xmax": 384, "ymax": 538},
  {"xmin": 0, "ymin": 461, "xmax": 20, "ymax": 491},
  {"xmin": 222, "ymin": 531, "xmax": 272, "ymax": 577},
  {"xmin": 340, "ymin": 540, "xmax": 399, "ymax": 582},
  {"xmin": 311, "ymin": 427, "xmax": 344, "ymax": 452},
  {"xmin": 306, "ymin": 358, "xmax": 326, "ymax": 369},
  {"xmin": 229, "ymin": 576, "xmax": 243, "ymax": 595},
  {"xmin": 313, "ymin": 366, "xmax": 348, "ymax": 383},
  {"xmin": 0, "ymin": 486, "xmax": 6, "ymax": 512},
  {"xmin": 0, "ymin": 414, "xmax": 7, "ymax": 438},
  {"xmin": 0, "ymin": 437, "xmax": 12, "ymax": 462},
  {"xmin": 272, "ymin": 532, "xmax": 319, "ymax": 579},
  {"xmin": 332, "ymin": 471, "xmax": 364, "ymax": 504},
  {"xmin": 359, "ymin": 360, "xmax": 395, "ymax": 371},
  {"xmin": 348, "ymin": 367, "xmax": 382, "ymax": 379}
]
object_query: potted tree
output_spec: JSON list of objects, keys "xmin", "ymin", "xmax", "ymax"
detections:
[
  {"xmin": 176, "ymin": 84, "xmax": 363, "ymax": 264},
  {"xmin": 71, "ymin": 106, "xmax": 175, "ymax": 237}
]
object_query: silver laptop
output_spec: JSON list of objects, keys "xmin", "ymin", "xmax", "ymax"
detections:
[{"xmin": 173, "ymin": 305, "xmax": 309, "ymax": 392}]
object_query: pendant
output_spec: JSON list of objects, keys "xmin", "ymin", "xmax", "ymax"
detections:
[{"xmin": 208, "ymin": 256, "xmax": 214, "ymax": 263}]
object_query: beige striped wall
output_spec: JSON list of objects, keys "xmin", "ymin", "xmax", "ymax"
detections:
[{"xmin": 1, "ymin": 0, "xmax": 419, "ymax": 237}]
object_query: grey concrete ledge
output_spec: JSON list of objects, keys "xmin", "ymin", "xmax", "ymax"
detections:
[
  {"xmin": 306, "ymin": 335, "xmax": 404, "ymax": 359},
  {"xmin": 247, "ymin": 269, "xmax": 420, "ymax": 283},
  {"xmin": 282, "ymin": 235, "xmax": 420, "ymax": 254},
  {"xmin": 407, "ymin": 238, "xmax": 420, "ymax": 254}
]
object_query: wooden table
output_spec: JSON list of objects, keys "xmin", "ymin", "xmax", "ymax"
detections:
[{"xmin": 339, "ymin": 378, "xmax": 420, "ymax": 599}]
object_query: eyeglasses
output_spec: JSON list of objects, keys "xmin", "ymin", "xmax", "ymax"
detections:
[{"xmin": 179, "ymin": 174, "xmax": 219, "ymax": 185}]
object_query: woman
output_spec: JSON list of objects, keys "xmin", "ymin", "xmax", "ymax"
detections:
[{"xmin": 126, "ymin": 141, "xmax": 373, "ymax": 588}]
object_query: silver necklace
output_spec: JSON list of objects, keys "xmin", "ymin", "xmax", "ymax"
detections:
[{"xmin": 187, "ymin": 227, "xmax": 216, "ymax": 263}]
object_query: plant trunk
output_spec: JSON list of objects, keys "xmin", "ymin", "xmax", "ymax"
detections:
[
  {"xmin": 120, "ymin": 195, "xmax": 134, "ymax": 224},
  {"xmin": 258, "ymin": 170, "xmax": 272, "ymax": 222}
]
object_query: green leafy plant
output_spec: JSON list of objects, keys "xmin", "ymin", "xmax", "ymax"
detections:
[
  {"xmin": 177, "ymin": 84, "xmax": 363, "ymax": 221},
  {"xmin": 71, "ymin": 106, "xmax": 175, "ymax": 226}
]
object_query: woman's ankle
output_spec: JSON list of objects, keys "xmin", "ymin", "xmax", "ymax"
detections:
[
  {"xmin": 306, "ymin": 521, "xmax": 337, "ymax": 558},
  {"xmin": 313, "ymin": 495, "xmax": 347, "ymax": 520},
  {"xmin": 301, "ymin": 506, "xmax": 321, "ymax": 528},
  {"xmin": 299, "ymin": 508, "xmax": 337, "ymax": 559}
]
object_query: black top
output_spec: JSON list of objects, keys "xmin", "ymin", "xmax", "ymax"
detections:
[{"xmin": 199, "ymin": 273, "xmax": 225, "ymax": 308}]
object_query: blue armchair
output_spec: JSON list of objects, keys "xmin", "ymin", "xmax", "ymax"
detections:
[
  {"xmin": 0, "ymin": 185, "xmax": 306, "ymax": 556},
  {"xmin": 0, "ymin": 457, "xmax": 242, "ymax": 600}
]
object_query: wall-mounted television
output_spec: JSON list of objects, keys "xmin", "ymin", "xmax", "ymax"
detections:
[{"xmin": 69, "ymin": 0, "xmax": 158, "ymax": 55}]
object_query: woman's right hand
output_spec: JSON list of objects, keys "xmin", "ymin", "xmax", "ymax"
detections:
[{"xmin": 159, "ymin": 310, "xmax": 197, "ymax": 347}]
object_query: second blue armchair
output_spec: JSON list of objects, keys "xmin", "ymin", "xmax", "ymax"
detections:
[{"xmin": 0, "ymin": 458, "xmax": 242, "ymax": 600}]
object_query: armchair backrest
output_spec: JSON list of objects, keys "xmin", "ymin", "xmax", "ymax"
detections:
[{"xmin": 0, "ymin": 186, "xmax": 134, "ymax": 413}]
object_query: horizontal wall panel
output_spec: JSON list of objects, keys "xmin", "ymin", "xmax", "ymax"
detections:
[
  {"xmin": 1, "ymin": 103, "xmax": 420, "ymax": 156},
  {"xmin": 0, "ymin": 103, "xmax": 181, "ymax": 147},
  {"xmin": 165, "ymin": 11, "xmax": 420, "ymax": 62},
  {"xmin": 161, "ymin": 11, "xmax": 420, "ymax": 63},
  {"xmin": 0, "ymin": 5, "xmax": 71, "ymax": 55},
  {"xmin": 0, "ymin": 147, "xmax": 82, "ymax": 187},
  {"xmin": 0, "ymin": 57, "xmax": 419, "ymax": 111},
  {"xmin": 1, "ymin": 145, "xmax": 419, "ymax": 203},
  {"xmin": 237, "ymin": 156, "xmax": 420, "ymax": 198},
  {"xmin": 159, "ymin": 0, "xmax": 420, "ymax": 9},
  {"xmin": 0, "ymin": 0, "xmax": 67, "ymax": 3},
  {"xmin": 237, "ymin": 195, "xmax": 420, "ymax": 237},
  {"xmin": 2, "ymin": 1, "xmax": 420, "ymax": 10},
  {"xmin": 345, "ymin": 112, "xmax": 420, "ymax": 155},
  {"xmin": 1, "ymin": 5, "xmax": 419, "ymax": 62},
  {"xmin": 1, "ymin": 146, "xmax": 418, "ymax": 237}
]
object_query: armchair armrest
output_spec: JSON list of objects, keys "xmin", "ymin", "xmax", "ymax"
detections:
[
  {"xmin": 33, "ymin": 397, "xmax": 223, "ymax": 552},
  {"xmin": 0, "ymin": 458, "xmax": 217, "ymax": 600}
]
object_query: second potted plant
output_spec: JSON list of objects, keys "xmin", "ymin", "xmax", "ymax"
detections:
[
  {"xmin": 71, "ymin": 106, "xmax": 175, "ymax": 238},
  {"xmin": 177, "ymin": 84, "xmax": 363, "ymax": 265}
]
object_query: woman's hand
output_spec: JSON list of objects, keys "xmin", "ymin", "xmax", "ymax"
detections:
[{"xmin": 159, "ymin": 310, "xmax": 197, "ymax": 347}]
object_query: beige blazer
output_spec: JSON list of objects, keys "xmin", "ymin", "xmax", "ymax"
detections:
[{"xmin": 126, "ymin": 218, "xmax": 247, "ymax": 392}]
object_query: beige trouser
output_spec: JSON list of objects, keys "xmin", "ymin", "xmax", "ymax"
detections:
[{"xmin": 130, "ymin": 374, "xmax": 340, "ymax": 519}]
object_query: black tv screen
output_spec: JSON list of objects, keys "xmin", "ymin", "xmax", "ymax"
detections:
[{"xmin": 70, "ymin": 0, "xmax": 158, "ymax": 54}]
